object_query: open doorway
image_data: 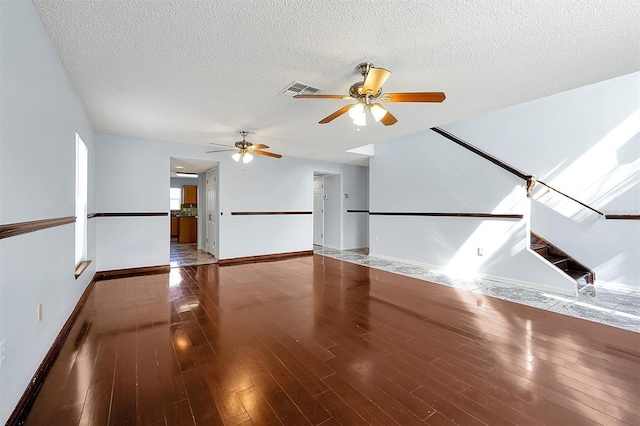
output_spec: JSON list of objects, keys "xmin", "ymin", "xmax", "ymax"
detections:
[
  {"xmin": 313, "ymin": 172, "xmax": 342, "ymax": 249},
  {"xmin": 313, "ymin": 176, "xmax": 324, "ymax": 246},
  {"xmin": 205, "ymin": 167, "xmax": 219, "ymax": 260},
  {"xmin": 169, "ymin": 157, "xmax": 218, "ymax": 267}
]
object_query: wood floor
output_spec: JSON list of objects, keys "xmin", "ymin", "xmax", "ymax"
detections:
[{"xmin": 24, "ymin": 255, "xmax": 640, "ymax": 425}]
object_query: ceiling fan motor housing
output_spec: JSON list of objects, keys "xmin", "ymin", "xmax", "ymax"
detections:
[
  {"xmin": 349, "ymin": 82, "xmax": 382, "ymax": 102},
  {"xmin": 235, "ymin": 141, "xmax": 252, "ymax": 150}
]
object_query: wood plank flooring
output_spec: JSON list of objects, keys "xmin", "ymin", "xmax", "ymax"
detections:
[{"xmin": 24, "ymin": 255, "xmax": 640, "ymax": 425}]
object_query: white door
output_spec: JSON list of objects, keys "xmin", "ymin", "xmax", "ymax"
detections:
[
  {"xmin": 313, "ymin": 178, "xmax": 324, "ymax": 246},
  {"xmin": 206, "ymin": 168, "xmax": 218, "ymax": 257}
]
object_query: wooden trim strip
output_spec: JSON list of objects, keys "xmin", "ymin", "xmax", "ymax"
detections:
[
  {"xmin": 369, "ymin": 212, "xmax": 523, "ymax": 219},
  {"xmin": 7, "ymin": 277, "xmax": 96, "ymax": 425},
  {"xmin": 430, "ymin": 127, "xmax": 529, "ymax": 180},
  {"xmin": 605, "ymin": 215, "xmax": 640, "ymax": 220},
  {"xmin": 92, "ymin": 212, "xmax": 168, "ymax": 217},
  {"xmin": 347, "ymin": 210, "xmax": 369, "ymax": 213},
  {"xmin": 0, "ymin": 216, "xmax": 75, "ymax": 240},
  {"xmin": 536, "ymin": 179, "xmax": 605, "ymax": 217},
  {"xmin": 95, "ymin": 265, "xmax": 170, "ymax": 280},
  {"xmin": 219, "ymin": 250, "xmax": 313, "ymax": 266},
  {"xmin": 230, "ymin": 211, "xmax": 312, "ymax": 216}
]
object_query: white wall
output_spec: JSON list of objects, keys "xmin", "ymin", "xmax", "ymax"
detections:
[
  {"xmin": 0, "ymin": 1, "xmax": 96, "ymax": 423},
  {"xmin": 342, "ymin": 166, "xmax": 369, "ymax": 249},
  {"xmin": 94, "ymin": 135, "xmax": 169, "ymax": 270},
  {"xmin": 370, "ymin": 130, "xmax": 576, "ymax": 293},
  {"xmin": 441, "ymin": 72, "xmax": 640, "ymax": 290},
  {"xmin": 95, "ymin": 133, "xmax": 369, "ymax": 265}
]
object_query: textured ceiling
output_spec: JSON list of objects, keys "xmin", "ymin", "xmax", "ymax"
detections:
[{"xmin": 33, "ymin": 0, "xmax": 640, "ymax": 165}]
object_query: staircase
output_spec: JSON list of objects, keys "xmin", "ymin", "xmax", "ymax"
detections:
[{"xmin": 530, "ymin": 232, "xmax": 595, "ymax": 293}]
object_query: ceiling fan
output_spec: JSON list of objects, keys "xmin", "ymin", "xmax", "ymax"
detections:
[
  {"xmin": 207, "ymin": 131, "xmax": 282, "ymax": 163},
  {"xmin": 294, "ymin": 62, "xmax": 445, "ymax": 126}
]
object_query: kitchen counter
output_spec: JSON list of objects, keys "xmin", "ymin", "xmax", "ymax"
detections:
[{"xmin": 178, "ymin": 216, "xmax": 197, "ymax": 243}]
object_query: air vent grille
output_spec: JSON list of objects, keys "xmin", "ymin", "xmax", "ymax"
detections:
[{"xmin": 281, "ymin": 81, "xmax": 322, "ymax": 97}]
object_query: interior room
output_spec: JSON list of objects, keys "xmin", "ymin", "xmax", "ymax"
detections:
[{"xmin": 1, "ymin": 1, "xmax": 638, "ymax": 425}]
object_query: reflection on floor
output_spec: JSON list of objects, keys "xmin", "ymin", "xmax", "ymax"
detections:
[
  {"xmin": 170, "ymin": 242, "xmax": 216, "ymax": 267},
  {"xmin": 314, "ymin": 246, "xmax": 640, "ymax": 333}
]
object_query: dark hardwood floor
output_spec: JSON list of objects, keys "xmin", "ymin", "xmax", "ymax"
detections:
[{"xmin": 24, "ymin": 255, "xmax": 640, "ymax": 425}]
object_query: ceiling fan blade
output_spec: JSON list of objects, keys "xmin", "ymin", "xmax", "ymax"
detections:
[
  {"xmin": 206, "ymin": 149, "xmax": 237, "ymax": 153},
  {"xmin": 294, "ymin": 94, "xmax": 353, "ymax": 100},
  {"xmin": 319, "ymin": 104, "xmax": 354, "ymax": 124},
  {"xmin": 362, "ymin": 68, "xmax": 391, "ymax": 94},
  {"xmin": 380, "ymin": 92, "xmax": 446, "ymax": 102},
  {"xmin": 253, "ymin": 150, "xmax": 282, "ymax": 158},
  {"xmin": 380, "ymin": 110, "xmax": 398, "ymax": 126},
  {"xmin": 209, "ymin": 142, "xmax": 234, "ymax": 147},
  {"xmin": 249, "ymin": 144, "xmax": 269, "ymax": 150}
]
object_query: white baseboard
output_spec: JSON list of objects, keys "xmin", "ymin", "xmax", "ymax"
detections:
[{"xmin": 595, "ymin": 280, "xmax": 639, "ymax": 293}]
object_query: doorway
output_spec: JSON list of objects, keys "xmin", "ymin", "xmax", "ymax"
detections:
[
  {"xmin": 205, "ymin": 167, "xmax": 219, "ymax": 259},
  {"xmin": 313, "ymin": 172, "xmax": 342, "ymax": 249},
  {"xmin": 313, "ymin": 177, "xmax": 324, "ymax": 246},
  {"xmin": 169, "ymin": 157, "xmax": 218, "ymax": 267}
]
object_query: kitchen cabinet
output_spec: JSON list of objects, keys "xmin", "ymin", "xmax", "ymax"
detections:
[
  {"xmin": 183, "ymin": 185, "xmax": 197, "ymax": 205},
  {"xmin": 178, "ymin": 216, "xmax": 197, "ymax": 243},
  {"xmin": 171, "ymin": 216, "xmax": 178, "ymax": 237}
]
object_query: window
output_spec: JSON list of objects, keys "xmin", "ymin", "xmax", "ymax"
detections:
[
  {"xmin": 75, "ymin": 133, "xmax": 88, "ymax": 265},
  {"xmin": 170, "ymin": 187, "xmax": 181, "ymax": 210}
]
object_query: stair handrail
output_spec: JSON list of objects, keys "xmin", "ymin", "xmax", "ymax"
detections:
[
  {"xmin": 535, "ymin": 179, "xmax": 604, "ymax": 217},
  {"xmin": 430, "ymin": 127, "xmax": 606, "ymax": 218}
]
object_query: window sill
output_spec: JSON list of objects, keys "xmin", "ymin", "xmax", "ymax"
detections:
[{"xmin": 75, "ymin": 260, "xmax": 92, "ymax": 279}]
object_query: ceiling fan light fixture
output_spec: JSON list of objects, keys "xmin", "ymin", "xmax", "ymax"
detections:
[
  {"xmin": 352, "ymin": 113, "xmax": 366, "ymax": 126},
  {"xmin": 242, "ymin": 152, "xmax": 253, "ymax": 163},
  {"xmin": 232, "ymin": 152, "xmax": 241, "ymax": 162},
  {"xmin": 348, "ymin": 102, "xmax": 365, "ymax": 120},
  {"xmin": 369, "ymin": 103, "xmax": 388, "ymax": 122}
]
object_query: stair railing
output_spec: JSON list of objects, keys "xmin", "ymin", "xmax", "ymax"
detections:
[{"xmin": 430, "ymin": 127, "xmax": 608, "ymax": 218}]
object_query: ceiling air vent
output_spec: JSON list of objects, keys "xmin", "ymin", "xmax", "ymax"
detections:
[{"xmin": 280, "ymin": 81, "xmax": 322, "ymax": 97}]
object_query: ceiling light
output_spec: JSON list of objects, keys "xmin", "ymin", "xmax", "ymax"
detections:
[
  {"xmin": 176, "ymin": 172, "xmax": 198, "ymax": 178},
  {"xmin": 369, "ymin": 103, "xmax": 388, "ymax": 122},
  {"xmin": 243, "ymin": 152, "xmax": 253, "ymax": 164},
  {"xmin": 174, "ymin": 165, "xmax": 184, "ymax": 169},
  {"xmin": 348, "ymin": 103, "xmax": 365, "ymax": 120},
  {"xmin": 352, "ymin": 113, "xmax": 366, "ymax": 126},
  {"xmin": 232, "ymin": 152, "xmax": 241, "ymax": 162}
]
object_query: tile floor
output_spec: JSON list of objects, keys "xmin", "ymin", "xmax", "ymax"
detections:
[
  {"xmin": 170, "ymin": 242, "xmax": 216, "ymax": 267},
  {"xmin": 314, "ymin": 246, "xmax": 640, "ymax": 333}
]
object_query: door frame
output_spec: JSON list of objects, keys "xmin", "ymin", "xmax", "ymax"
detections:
[
  {"xmin": 313, "ymin": 176, "xmax": 325, "ymax": 246},
  {"xmin": 205, "ymin": 167, "xmax": 219, "ymax": 260}
]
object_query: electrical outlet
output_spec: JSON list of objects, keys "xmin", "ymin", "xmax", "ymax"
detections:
[
  {"xmin": 374, "ymin": 236, "xmax": 378, "ymax": 242},
  {"xmin": 0, "ymin": 340, "xmax": 6, "ymax": 368},
  {"xmin": 477, "ymin": 247, "xmax": 484, "ymax": 256},
  {"xmin": 37, "ymin": 303, "xmax": 43, "ymax": 322}
]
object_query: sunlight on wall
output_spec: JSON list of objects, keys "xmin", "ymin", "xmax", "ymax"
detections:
[
  {"xmin": 594, "ymin": 252, "xmax": 628, "ymax": 286},
  {"xmin": 536, "ymin": 110, "xmax": 640, "ymax": 221},
  {"xmin": 443, "ymin": 185, "xmax": 526, "ymax": 279}
]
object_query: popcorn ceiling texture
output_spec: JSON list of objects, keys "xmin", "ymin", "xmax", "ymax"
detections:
[{"xmin": 33, "ymin": 0, "xmax": 640, "ymax": 164}]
